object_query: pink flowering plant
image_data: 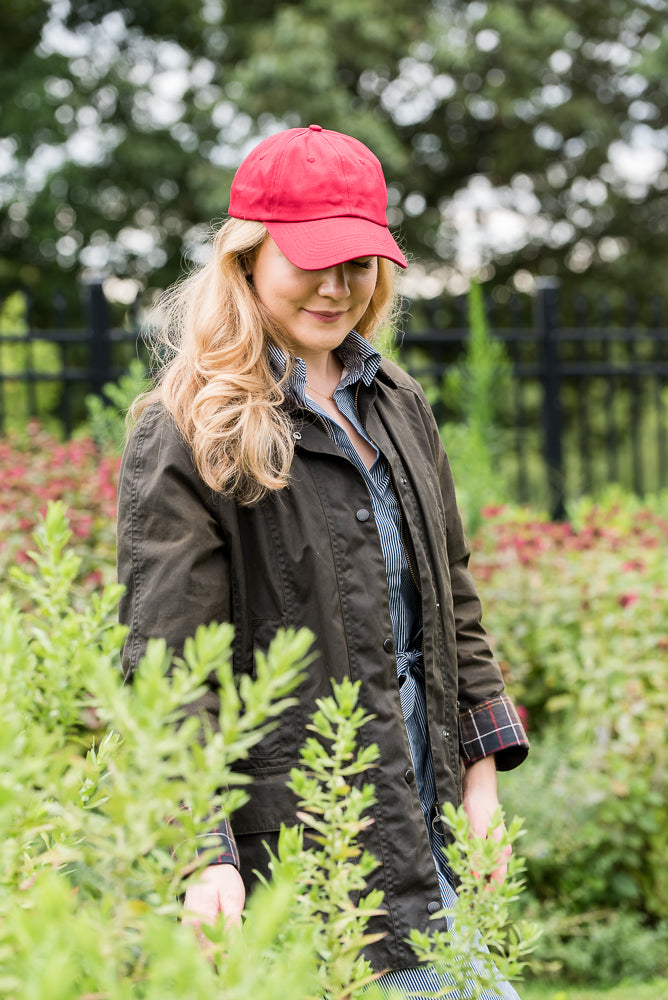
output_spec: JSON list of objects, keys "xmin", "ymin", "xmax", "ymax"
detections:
[{"xmin": 0, "ymin": 421, "xmax": 119, "ymax": 603}]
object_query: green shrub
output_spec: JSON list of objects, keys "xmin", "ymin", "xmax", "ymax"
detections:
[
  {"xmin": 0, "ymin": 291, "xmax": 62, "ymax": 434},
  {"xmin": 475, "ymin": 497, "xmax": 668, "ymax": 982},
  {"xmin": 1, "ymin": 502, "xmax": 536, "ymax": 999},
  {"xmin": 81, "ymin": 358, "xmax": 150, "ymax": 453},
  {"xmin": 428, "ymin": 281, "xmax": 513, "ymax": 534}
]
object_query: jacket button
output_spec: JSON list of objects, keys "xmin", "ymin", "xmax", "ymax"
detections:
[
  {"xmin": 383, "ymin": 637, "xmax": 394, "ymax": 653},
  {"xmin": 404, "ymin": 768, "xmax": 415, "ymax": 784},
  {"xmin": 427, "ymin": 900, "xmax": 441, "ymax": 914},
  {"xmin": 356, "ymin": 508, "xmax": 370, "ymax": 521}
]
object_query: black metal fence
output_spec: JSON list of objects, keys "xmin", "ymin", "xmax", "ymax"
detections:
[
  {"xmin": 400, "ymin": 281, "xmax": 668, "ymax": 516},
  {"xmin": 0, "ymin": 280, "xmax": 143, "ymax": 438},
  {"xmin": 2, "ymin": 279, "xmax": 668, "ymax": 516}
]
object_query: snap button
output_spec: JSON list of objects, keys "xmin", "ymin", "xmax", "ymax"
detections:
[
  {"xmin": 427, "ymin": 900, "xmax": 441, "ymax": 914},
  {"xmin": 404, "ymin": 768, "xmax": 415, "ymax": 784},
  {"xmin": 309, "ymin": 123, "xmax": 323, "ymax": 131},
  {"xmin": 442, "ymin": 729, "xmax": 450, "ymax": 739},
  {"xmin": 383, "ymin": 637, "xmax": 394, "ymax": 653},
  {"xmin": 356, "ymin": 508, "xmax": 370, "ymax": 522}
]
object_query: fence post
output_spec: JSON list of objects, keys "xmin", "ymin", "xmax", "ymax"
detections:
[
  {"xmin": 535, "ymin": 278, "xmax": 566, "ymax": 520},
  {"xmin": 84, "ymin": 278, "xmax": 111, "ymax": 397}
]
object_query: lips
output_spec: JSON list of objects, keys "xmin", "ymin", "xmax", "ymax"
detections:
[{"xmin": 303, "ymin": 309, "xmax": 347, "ymax": 322}]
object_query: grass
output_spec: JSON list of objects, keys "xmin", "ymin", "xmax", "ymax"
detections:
[{"xmin": 520, "ymin": 980, "xmax": 668, "ymax": 1000}]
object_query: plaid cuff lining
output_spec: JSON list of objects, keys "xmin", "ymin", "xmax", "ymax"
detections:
[
  {"xmin": 195, "ymin": 815, "xmax": 240, "ymax": 867},
  {"xmin": 459, "ymin": 693, "xmax": 529, "ymax": 769}
]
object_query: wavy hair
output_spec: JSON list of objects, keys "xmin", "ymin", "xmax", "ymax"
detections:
[{"xmin": 133, "ymin": 218, "xmax": 400, "ymax": 504}]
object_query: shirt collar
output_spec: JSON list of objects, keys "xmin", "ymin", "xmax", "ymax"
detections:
[{"xmin": 268, "ymin": 330, "xmax": 382, "ymax": 404}]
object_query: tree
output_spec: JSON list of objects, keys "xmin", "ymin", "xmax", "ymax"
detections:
[{"xmin": 1, "ymin": 0, "xmax": 667, "ymax": 314}]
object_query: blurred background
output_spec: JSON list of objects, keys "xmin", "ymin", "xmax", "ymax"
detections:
[{"xmin": 2, "ymin": 0, "xmax": 666, "ymax": 311}]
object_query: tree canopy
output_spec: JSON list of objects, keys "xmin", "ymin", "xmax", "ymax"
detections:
[{"xmin": 1, "ymin": 0, "xmax": 667, "ymax": 314}]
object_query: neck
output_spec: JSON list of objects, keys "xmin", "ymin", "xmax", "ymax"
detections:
[{"xmin": 304, "ymin": 351, "xmax": 343, "ymax": 391}]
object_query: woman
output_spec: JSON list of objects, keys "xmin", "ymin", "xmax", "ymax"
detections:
[{"xmin": 117, "ymin": 124, "xmax": 528, "ymax": 997}]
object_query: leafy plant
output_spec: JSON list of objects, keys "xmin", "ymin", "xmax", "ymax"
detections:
[
  {"xmin": 0, "ymin": 290, "xmax": 62, "ymax": 433},
  {"xmin": 474, "ymin": 498, "xmax": 668, "ymax": 983},
  {"xmin": 433, "ymin": 281, "xmax": 513, "ymax": 533},
  {"xmin": 82, "ymin": 357, "xmax": 150, "ymax": 453},
  {"xmin": 406, "ymin": 804, "xmax": 541, "ymax": 1000},
  {"xmin": 0, "ymin": 502, "xmax": 537, "ymax": 998}
]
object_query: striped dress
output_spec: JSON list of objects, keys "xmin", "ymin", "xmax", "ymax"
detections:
[{"xmin": 280, "ymin": 334, "xmax": 521, "ymax": 1000}]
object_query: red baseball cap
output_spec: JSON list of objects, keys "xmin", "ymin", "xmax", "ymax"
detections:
[{"xmin": 228, "ymin": 124, "xmax": 407, "ymax": 270}]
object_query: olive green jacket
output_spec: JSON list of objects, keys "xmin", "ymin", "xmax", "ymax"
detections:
[{"xmin": 117, "ymin": 358, "xmax": 528, "ymax": 971}]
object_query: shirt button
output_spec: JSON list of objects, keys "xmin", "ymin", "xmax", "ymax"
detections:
[
  {"xmin": 356, "ymin": 508, "xmax": 370, "ymax": 521},
  {"xmin": 383, "ymin": 637, "xmax": 394, "ymax": 653},
  {"xmin": 427, "ymin": 900, "xmax": 441, "ymax": 914},
  {"xmin": 404, "ymin": 768, "xmax": 415, "ymax": 784}
]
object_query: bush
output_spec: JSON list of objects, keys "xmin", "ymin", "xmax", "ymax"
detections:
[
  {"xmin": 81, "ymin": 358, "xmax": 150, "ymax": 453},
  {"xmin": 473, "ymin": 496, "xmax": 668, "ymax": 982},
  {"xmin": 0, "ymin": 422, "xmax": 120, "ymax": 604},
  {"xmin": 424, "ymin": 281, "xmax": 513, "ymax": 534},
  {"xmin": 0, "ymin": 291, "xmax": 62, "ymax": 434},
  {"xmin": 0, "ymin": 503, "xmax": 537, "ymax": 999}
]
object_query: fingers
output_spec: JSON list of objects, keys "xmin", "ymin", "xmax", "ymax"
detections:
[
  {"xmin": 183, "ymin": 864, "xmax": 246, "ymax": 949},
  {"xmin": 469, "ymin": 822, "xmax": 512, "ymax": 886}
]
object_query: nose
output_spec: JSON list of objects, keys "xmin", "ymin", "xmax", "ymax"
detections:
[{"xmin": 318, "ymin": 264, "xmax": 349, "ymax": 299}]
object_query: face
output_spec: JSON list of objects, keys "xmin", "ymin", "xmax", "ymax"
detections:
[{"xmin": 249, "ymin": 236, "xmax": 378, "ymax": 362}]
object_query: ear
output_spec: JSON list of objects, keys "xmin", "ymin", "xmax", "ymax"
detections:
[{"xmin": 239, "ymin": 251, "xmax": 255, "ymax": 280}]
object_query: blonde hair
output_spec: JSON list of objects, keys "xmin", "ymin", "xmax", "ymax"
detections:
[{"xmin": 134, "ymin": 218, "xmax": 400, "ymax": 504}]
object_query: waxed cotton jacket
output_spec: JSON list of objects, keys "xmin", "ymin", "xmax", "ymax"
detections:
[{"xmin": 117, "ymin": 358, "xmax": 528, "ymax": 972}]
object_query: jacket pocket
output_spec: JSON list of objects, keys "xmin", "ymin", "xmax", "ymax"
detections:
[{"xmin": 244, "ymin": 618, "xmax": 299, "ymax": 769}]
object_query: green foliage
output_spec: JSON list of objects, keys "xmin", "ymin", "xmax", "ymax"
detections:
[
  {"xmin": 282, "ymin": 678, "xmax": 385, "ymax": 998},
  {"xmin": 1, "ymin": 502, "xmax": 536, "ymax": 998},
  {"xmin": 0, "ymin": 290, "xmax": 61, "ymax": 432},
  {"xmin": 82, "ymin": 358, "xmax": 150, "ymax": 453},
  {"xmin": 406, "ymin": 804, "xmax": 541, "ymax": 1000},
  {"xmin": 432, "ymin": 281, "xmax": 513, "ymax": 533},
  {"xmin": 0, "ymin": 500, "xmax": 317, "ymax": 997},
  {"xmin": 3, "ymin": 1, "xmax": 668, "ymax": 308},
  {"xmin": 474, "ymin": 497, "xmax": 668, "ymax": 982},
  {"xmin": 522, "ymin": 981, "xmax": 668, "ymax": 1000}
]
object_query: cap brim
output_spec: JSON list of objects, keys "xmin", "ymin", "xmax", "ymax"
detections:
[{"xmin": 265, "ymin": 217, "xmax": 408, "ymax": 270}]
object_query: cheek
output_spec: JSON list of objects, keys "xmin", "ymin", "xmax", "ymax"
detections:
[{"xmin": 356, "ymin": 277, "xmax": 378, "ymax": 309}]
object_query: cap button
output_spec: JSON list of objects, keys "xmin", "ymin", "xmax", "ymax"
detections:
[{"xmin": 308, "ymin": 124, "xmax": 323, "ymax": 131}]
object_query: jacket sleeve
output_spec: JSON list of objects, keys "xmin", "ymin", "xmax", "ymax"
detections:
[
  {"xmin": 117, "ymin": 407, "xmax": 240, "ymax": 866},
  {"xmin": 117, "ymin": 406, "xmax": 231, "ymax": 686},
  {"xmin": 434, "ymin": 421, "xmax": 529, "ymax": 771}
]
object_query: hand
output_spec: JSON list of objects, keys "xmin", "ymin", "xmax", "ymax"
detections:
[
  {"xmin": 183, "ymin": 863, "xmax": 246, "ymax": 947},
  {"xmin": 462, "ymin": 756, "xmax": 511, "ymax": 885}
]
